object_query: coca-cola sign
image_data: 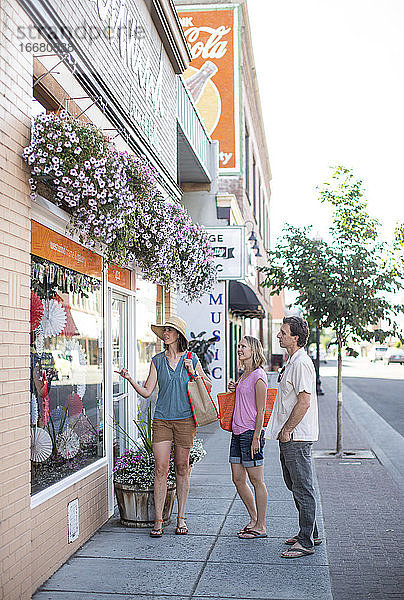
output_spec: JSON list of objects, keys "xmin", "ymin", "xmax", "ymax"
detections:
[
  {"xmin": 178, "ymin": 7, "xmax": 241, "ymax": 173},
  {"xmin": 185, "ymin": 25, "xmax": 231, "ymax": 59}
]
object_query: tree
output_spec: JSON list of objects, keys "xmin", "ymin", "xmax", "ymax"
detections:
[{"xmin": 260, "ymin": 166, "xmax": 404, "ymax": 456}]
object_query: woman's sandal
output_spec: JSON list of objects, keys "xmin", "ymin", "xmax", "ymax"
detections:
[
  {"xmin": 237, "ymin": 525, "xmax": 253, "ymax": 535},
  {"xmin": 150, "ymin": 519, "xmax": 164, "ymax": 538},
  {"xmin": 175, "ymin": 516, "xmax": 188, "ymax": 535}
]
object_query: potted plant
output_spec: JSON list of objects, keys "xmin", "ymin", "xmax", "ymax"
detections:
[{"xmin": 112, "ymin": 406, "xmax": 206, "ymax": 528}]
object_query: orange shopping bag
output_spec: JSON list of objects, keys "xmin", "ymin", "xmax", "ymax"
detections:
[{"xmin": 217, "ymin": 389, "xmax": 277, "ymax": 432}]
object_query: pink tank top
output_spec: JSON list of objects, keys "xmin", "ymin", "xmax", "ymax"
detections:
[{"xmin": 232, "ymin": 367, "xmax": 267, "ymax": 435}]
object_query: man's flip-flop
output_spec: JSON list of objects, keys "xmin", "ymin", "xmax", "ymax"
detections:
[
  {"xmin": 285, "ymin": 536, "xmax": 322, "ymax": 546},
  {"xmin": 238, "ymin": 530, "xmax": 268, "ymax": 539},
  {"xmin": 281, "ymin": 546, "xmax": 315, "ymax": 558}
]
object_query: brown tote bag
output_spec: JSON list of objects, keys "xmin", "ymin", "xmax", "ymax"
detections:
[
  {"xmin": 217, "ymin": 388, "xmax": 278, "ymax": 432},
  {"xmin": 185, "ymin": 352, "xmax": 219, "ymax": 427}
]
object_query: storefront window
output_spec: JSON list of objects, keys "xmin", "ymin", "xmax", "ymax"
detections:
[
  {"xmin": 111, "ymin": 294, "xmax": 128, "ymax": 464},
  {"xmin": 30, "ymin": 255, "xmax": 104, "ymax": 495},
  {"xmin": 135, "ymin": 276, "xmax": 161, "ymax": 420}
]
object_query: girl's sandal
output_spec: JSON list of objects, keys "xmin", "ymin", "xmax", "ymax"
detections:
[
  {"xmin": 175, "ymin": 516, "xmax": 188, "ymax": 535},
  {"xmin": 150, "ymin": 519, "xmax": 164, "ymax": 538}
]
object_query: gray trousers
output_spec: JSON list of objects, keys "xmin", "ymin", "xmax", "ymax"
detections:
[{"xmin": 279, "ymin": 440, "xmax": 317, "ymax": 549}]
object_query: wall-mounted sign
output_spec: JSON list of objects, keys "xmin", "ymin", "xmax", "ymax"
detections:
[
  {"xmin": 178, "ymin": 6, "xmax": 241, "ymax": 174},
  {"xmin": 92, "ymin": 0, "xmax": 165, "ymax": 155},
  {"xmin": 177, "ymin": 281, "xmax": 227, "ymax": 401},
  {"xmin": 31, "ymin": 221, "xmax": 102, "ymax": 279},
  {"xmin": 25, "ymin": 0, "xmax": 177, "ymax": 179},
  {"xmin": 206, "ymin": 226, "xmax": 244, "ymax": 280},
  {"xmin": 67, "ymin": 498, "xmax": 79, "ymax": 543},
  {"xmin": 108, "ymin": 264, "xmax": 132, "ymax": 290}
]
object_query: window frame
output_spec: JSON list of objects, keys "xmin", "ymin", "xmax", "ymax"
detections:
[{"xmin": 30, "ymin": 197, "xmax": 107, "ymax": 507}]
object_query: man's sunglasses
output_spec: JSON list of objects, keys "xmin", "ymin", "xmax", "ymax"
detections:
[{"xmin": 277, "ymin": 366, "xmax": 286, "ymax": 383}]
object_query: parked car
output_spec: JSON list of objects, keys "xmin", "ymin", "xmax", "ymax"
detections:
[
  {"xmin": 368, "ymin": 346, "xmax": 388, "ymax": 362},
  {"xmin": 385, "ymin": 348, "xmax": 404, "ymax": 365}
]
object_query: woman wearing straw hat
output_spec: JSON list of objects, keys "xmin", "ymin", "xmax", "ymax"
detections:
[{"xmin": 117, "ymin": 315, "xmax": 211, "ymax": 538}]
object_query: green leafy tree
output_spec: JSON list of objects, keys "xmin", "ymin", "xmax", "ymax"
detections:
[
  {"xmin": 395, "ymin": 222, "xmax": 404, "ymax": 247},
  {"xmin": 260, "ymin": 166, "xmax": 404, "ymax": 455}
]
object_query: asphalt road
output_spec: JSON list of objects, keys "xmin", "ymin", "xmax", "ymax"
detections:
[{"xmin": 320, "ymin": 357, "xmax": 404, "ymax": 436}]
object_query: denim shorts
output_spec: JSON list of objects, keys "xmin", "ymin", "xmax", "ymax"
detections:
[{"xmin": 229, "ymin": 429, "xmax": 265, "ymax": 467}]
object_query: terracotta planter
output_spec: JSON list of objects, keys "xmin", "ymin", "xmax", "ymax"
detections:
[{"xmin": 114, "ymin": 481, "xmax": 176, "ymax": 528}]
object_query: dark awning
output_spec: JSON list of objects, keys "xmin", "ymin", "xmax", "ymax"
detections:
[{"xmin": 228, "ymin": 281, "xmax": 266, "ymax": 319}]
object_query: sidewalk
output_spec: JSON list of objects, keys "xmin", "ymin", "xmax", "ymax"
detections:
[
  {"xmin": 314, "ymin": 376, "xmax": 404, "ymax": 600},
  {"xmin": 33, "ymin": 422, "xmax": 332, "ymax": 600},
  {"xmin": 32, "ymin": 375, "xmax": 404, "ymax": 600}
]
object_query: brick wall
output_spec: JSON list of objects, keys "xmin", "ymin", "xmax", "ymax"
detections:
[
  {"xmin": 0, "ymin": 0, "xmax": 33, "ymax": 597},
  {"xmin": 0, "ymin": 3, "xmax": 111, "ymax": 597},
  {"xmin": 30, "ymin": 467, "xmax": 108, "ymax": 594}
]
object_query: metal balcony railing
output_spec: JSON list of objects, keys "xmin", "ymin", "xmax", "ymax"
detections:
[{"xmin": 177, "ymin": 76, "xmax": 215, "ymax": 181}]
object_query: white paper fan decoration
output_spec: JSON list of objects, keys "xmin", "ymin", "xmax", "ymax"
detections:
[
  {"xmin": 69, "ymin": 414, "xmax": 94, "ymax": 444},
  {"xmin": 30, "ymin": 394, "xmax": 39, "ymax": 425},
  {"xmin": 35, "ymin": 331, "xmax": 45, "ymax": 356},
  {"xmin": 40, "ymin": 299, "xmax": 67, "ymax": 337},
  {"xmin": 57, "ymin": 428, "xmax": 80, "ymax": 459},
  {"xmin": 31, "ymin": 427, "xmax": 52, "ymax": 462}
]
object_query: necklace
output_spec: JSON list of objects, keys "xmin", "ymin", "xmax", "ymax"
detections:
[{"xmin": 165, "ymin": 351, "xmax": 184, "ymax": 371}]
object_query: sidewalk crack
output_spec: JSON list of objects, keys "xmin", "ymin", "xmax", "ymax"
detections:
[{"xmin": 189, "ymin": 492, "xmax": 238, "ymax": 599}]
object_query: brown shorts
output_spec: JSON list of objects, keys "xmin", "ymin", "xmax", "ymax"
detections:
[{"xmin": 152, "ymin": 417, "xmax": 196, "ymax": 448}]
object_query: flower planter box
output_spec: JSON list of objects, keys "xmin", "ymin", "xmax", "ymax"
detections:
[{"xmin": 114, "ymin": 481, "xmax": 176, "ymax": 528}]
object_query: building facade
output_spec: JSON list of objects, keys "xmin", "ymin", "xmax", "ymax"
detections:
[
  {"xmin": 176, "ymin": 0, "xmax": 273, "ymax": 384},
  {"xmin": 0, "ymin": 0, "xmax": 217, "ymax": 596}
]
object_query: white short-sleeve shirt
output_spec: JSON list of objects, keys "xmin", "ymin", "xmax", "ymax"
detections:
[{"xmin": 265, "ymin": 348, "xmax": 319, "ymax": 441}]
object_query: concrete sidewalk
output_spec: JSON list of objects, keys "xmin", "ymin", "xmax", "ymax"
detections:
[
  {"xmin": 33, "ymin": 422, "xmax": 333, "ymax": 600},
  {"xmin": 33, "ymin": 372, "xmax": 404, "ymax": 600}
]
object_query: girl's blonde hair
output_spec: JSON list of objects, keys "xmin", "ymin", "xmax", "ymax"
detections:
[{"xmin": 242, "ymin": 336, "xmax": 266, "ymax": 370}]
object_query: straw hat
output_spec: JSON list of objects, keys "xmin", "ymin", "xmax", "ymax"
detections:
[{"xmin": 151, "ymin": 315, "xmax": 187, "ymax": 341}]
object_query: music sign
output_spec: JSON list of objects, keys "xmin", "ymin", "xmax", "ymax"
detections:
[{"xmin": 206, "ymin": 227, "xmax": 244, "ymax": 280}]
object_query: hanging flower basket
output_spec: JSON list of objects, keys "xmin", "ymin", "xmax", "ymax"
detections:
[{"xmin": 23, "ymin": 111, "xmax": 216, "ymax": 300}]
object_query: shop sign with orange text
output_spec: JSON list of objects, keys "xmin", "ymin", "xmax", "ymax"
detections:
[
  {"xmin": 178, "ymin": 5, "xmax": 241, "ymax": 174},
  {"xmin": 31, "ymin": 221, "xmax": 102, "ymax": 279}
]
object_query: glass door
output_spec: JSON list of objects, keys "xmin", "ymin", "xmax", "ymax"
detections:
[{"xmin": 111, "ymin": 293, "xmax": 128, "ymax": 464}]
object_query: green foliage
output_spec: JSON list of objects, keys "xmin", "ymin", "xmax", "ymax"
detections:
[
  {"xmin": 133, "ymin": 404, "xmax": 153, "ymax": 455},
  {"xmin": 260, "ymin": 166, "xmax": 404, "ymax": 345},
  {"xmin": 111, "ymin": 408, "xmax": 206, "ymax": 488}
]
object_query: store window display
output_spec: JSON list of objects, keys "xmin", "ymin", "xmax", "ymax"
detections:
[{"xmin": 30, "ymin": 255, "xmax": 104, "ymax": 494}]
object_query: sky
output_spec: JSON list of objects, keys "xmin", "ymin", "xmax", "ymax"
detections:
[{"xmin": 246, "ymin": 0, "xmax": 404, "ymax": 243}]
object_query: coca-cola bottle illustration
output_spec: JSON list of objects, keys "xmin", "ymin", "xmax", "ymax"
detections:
[{"xmin": 185, "ymin": 61, "xmax": 218, "ymax": 103}]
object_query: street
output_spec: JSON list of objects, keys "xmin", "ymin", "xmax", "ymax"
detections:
[{"xmin": 320, "ymin": 357, "xmax": 404, "ymax": 436}]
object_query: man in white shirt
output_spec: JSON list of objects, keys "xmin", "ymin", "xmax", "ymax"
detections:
[{"xmin": 265, "ymin": 316, "xmax": 320, "ymax": 558}]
